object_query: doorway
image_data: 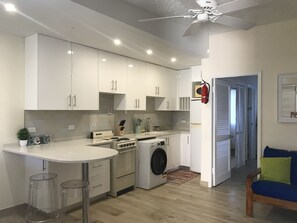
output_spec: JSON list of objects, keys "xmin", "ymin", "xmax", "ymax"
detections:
[{"xmin": 212, "ymin": 75, "xmax": 258, "ymax": 186}]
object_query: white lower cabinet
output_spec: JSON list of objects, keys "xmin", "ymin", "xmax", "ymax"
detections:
[
  {"xmin": 180, "ymin": 133, "xmax": 191, "ymax": 167},
  {"xmin": 24, "ymin": 157, "xmax": 110, "ymax": 208},
  {"xmin": 158, "ymin": 134, "xmax": 180, "ymax": 171}
]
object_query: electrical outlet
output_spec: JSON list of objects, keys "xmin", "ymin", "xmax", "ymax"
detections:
[
  {"xmin": 68, "ymin": 125, "xmax": 75, "ymax": 130},
  {"xmin": 28, "ymin": 127, "xmax": 36, "ymax": 133}
]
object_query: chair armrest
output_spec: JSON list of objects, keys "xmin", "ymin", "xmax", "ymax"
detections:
[
  {"xmin": 247, "ymin": 168, "xmax": 261, "ymax": 181},
  {"xmin": 246, "ymin": 168, "xmax": 261, "ymax": 217}
]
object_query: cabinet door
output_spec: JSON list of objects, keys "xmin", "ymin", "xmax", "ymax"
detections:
[
  {"xmin": 145, "ymin": 63, "xmax": 161, "ymax": 97},
  {"xmin": 178, "ymin": 69, "xmax": 191, "ymax": 98},
  {"xmin": 126, "ymin": 59, "xmax": 146, "ymax": 110},
  {"xmin": 158, "ymin": 135, "xmax": 180, "ymax": 170},
  {"xmin": 71, "ymin": 44, "xmax": 99, "ymax": 110},
  {"xmin": 38, "ymin": 35, "xmax": 71, "ymax": 110},
  {"xmin": 180, "ymin": 134, "xmax": 190, "ymax": 167},
  {"xmin": 99, "ymin": 51, "xmax": 126, "ymax": 94}
]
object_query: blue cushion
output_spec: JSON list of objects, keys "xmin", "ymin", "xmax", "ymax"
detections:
[
  {"xmin": 264, "ymin": 146, "xmax": 297, "ymax": 185},
  {"xmin": 252, "ymin": 180, "xmax": 297, "ymax": 202}
]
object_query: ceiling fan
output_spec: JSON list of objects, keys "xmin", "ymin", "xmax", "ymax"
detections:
[{"xmin": 139, "ymin": 0, "xmax": 266, "ymax": 36}]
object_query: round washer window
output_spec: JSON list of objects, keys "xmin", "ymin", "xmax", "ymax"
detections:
[{"xmin": 151, "ymin": 148, "xmax": 167, "ymax": 175}]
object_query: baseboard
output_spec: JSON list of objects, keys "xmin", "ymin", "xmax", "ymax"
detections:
[{"xmin": 200, "ymin": 180, "xmax": 209, "ymax": 188}]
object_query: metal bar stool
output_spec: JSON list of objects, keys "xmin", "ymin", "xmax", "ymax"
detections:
[
  {"xmin": 26, "ymin": 173, "xmax": 59, "ymax": 223},
  {"xmin": 60, "ymin": 180, "xmax": 89, "ymax": 223}
]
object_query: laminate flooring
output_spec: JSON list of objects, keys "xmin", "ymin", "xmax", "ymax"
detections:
[{"xmin": 2, "ymin": 161, "xmax": 297, "ymax": 223}]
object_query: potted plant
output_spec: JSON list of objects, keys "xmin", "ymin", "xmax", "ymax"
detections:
[{"xmin": 17, "ymin": 128, "xmax": 30, "ymax": 147}]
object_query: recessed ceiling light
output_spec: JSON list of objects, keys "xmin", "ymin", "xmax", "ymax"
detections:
[
  {"xmin": 67, "ymin": 50, "xmax": 73, "ymax": 55},
  {"xmin": 171, "ymin": 57, "xmax": 177, "ymax": 62},
  {"xmin": 113, "ymin": 39, "xmax": 121, "ymax": 46},
  {"xmin": 101, "ymin": 58, "xmax": 107, "ymax": 62},
  {"xmin": 4, "ymin": 3, "xmax": 16, "ymax": 12},
  {"xmin": 128, "ymin": 64, "xmax": 133, "ymax": 68},
  {"xmin": 146, "ymin": 49, "xmax": 153, "ymax": 55}
]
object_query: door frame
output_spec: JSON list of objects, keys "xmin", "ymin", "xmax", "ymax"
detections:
[{"xmin": 211, "ymin": 71, "xmax": 262, "ymax": 186}]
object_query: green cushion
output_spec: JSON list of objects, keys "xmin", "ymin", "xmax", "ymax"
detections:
[{"xmin": 260, "ymin": 157, "xmax": 291, "ymax": 184}]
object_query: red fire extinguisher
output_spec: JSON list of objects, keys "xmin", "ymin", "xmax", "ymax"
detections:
[{"xmin": 201, "ymin": 80, "xmax": 210, "ymax": 104}]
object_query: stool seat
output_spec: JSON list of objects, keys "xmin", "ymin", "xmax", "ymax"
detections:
[
  {"xmin": 26, "ymin": 173, "xmax": 59, "ymax": 223},
  {"xmin": 60, "ymin": 179, "xmax": 89, "ymax": 223}
]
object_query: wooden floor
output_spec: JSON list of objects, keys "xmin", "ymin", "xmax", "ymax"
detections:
[{"xmin": 2, "ymin": 161, "xmax": 297, "ymax": 223}]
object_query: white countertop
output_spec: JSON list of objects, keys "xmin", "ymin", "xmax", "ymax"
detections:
[{"xmin": 3, "ymin": 138, "xmax": 118, "ymax": 163}]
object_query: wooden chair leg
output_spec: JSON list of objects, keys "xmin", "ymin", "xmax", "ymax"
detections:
[{"xmin": 246, "ymin": 179, "xmax": 254, "ymax": 217}]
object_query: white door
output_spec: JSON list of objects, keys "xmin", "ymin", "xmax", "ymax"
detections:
[{"xmin": 213, "ymin": 79, "xmax": 231, "ymax": 186}]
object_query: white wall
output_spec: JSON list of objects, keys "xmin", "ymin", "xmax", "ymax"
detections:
[
  {"xmin": 0, "ymin": 33, "xmax": 25, "ymax": 209},
  {"xmin": 201, "ymin": 18, "xmax": 297, "ymax": 187}
]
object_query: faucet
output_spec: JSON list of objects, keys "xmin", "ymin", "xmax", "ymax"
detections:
[{"xmin": 145, "ymin": 117, "xmax": 151, "ymax": 132}]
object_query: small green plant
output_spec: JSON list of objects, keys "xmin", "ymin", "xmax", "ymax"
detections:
[{"xmin": 17, "ymin": 128, "xmax": 30, "ymax": 140}]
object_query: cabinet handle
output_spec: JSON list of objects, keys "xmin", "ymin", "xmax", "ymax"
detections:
[
  {"xmin": 158, "ymin": 86, "xmax": 160, "ymax": 95},
  {"xmin": 155, "ymin": 86, "xmax": 158, "ymax": 95},
  {"xmin": 68, "ymin": 94, "xmax": 72, "ymax": 107},
  {"xmin": 135, "ymin": 99, "xmax": 138, "ymax": 107},
  {"xmin": 73, "ymin": 95, "xmax": 77, "ymax": 107},
  {"xmin": 42, "ymin": 160, "xmax": 46, "ymax": 171},
  {"xmin": 167, "ymin": 101, "xmax": 169, "ymax": 109},
  {"xmin": 93, "ymin": 164, "xmax": 103, "ymax": 168},
  {"xmin": 111, "ymin": 80, "xmax": 114, "ymax": 90},
  {"xmin": 92, "ymin": 184, "xmax": 103, "ymax": 189},
  {"xmin": 115, "ymin": 80, "xmax": 118, "ymax": 90}
]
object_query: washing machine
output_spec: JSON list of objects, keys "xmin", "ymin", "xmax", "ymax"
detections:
[{"xmin": 137, "ymin": 138, "xmax": 167, "ymax": 189}]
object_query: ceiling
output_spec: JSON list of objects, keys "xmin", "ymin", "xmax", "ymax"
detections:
[{"xmin": 0, "ymin": 0, "xmax": 297, "ymax": 69}]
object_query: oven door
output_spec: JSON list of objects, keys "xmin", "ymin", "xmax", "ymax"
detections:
[{"xmin": 116, "ymin": 147, "xmax": 136, "ymax": 178}]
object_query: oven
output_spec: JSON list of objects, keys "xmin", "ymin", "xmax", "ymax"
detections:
[{"xmin": 109, "ymin": 139, "xmax": 137, "ymax": 197}]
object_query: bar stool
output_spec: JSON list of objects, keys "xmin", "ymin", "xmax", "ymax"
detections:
[
  {"xmin": 26, "ymin": 173, "xmax": 59, "ymax": 223},
  {"xmin": 60, "ymin": 180, "xmax": 89, "ymax": 223}
]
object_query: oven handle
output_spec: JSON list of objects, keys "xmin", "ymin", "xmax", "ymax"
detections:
[{"xmin": 118, "ymin": 148, "xmax": 136, "ymax": 154}]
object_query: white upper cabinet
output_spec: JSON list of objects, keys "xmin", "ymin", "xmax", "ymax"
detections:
[
  {"xmin": 145, "ymin": 63, "xmax": 167, "ymax": 97},
  {"xmin": 155, "ymin": 68, "xmax": 178, "ymax": 111},
  {"xmin": 178, "ymin": 69, "xmax": 191, "ymax": 98},
  {"xmin": 98, "ymin": 51, "xmax": 126, "ymax": 94},
  {"xmin": 114, "ymin": 59, "xmax": 146, "ymax": 110},
  {"xmin": 71, "ymin": 43, "xmax": 99, "ymax": 110},
  {"xmin": 25, "ymin": 34, "xmax": 99, "ymax": 110}
]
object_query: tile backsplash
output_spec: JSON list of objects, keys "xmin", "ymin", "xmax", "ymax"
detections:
[{"xmin": 25, "ymin": 94, "xmax": 189, "ymax": 140}]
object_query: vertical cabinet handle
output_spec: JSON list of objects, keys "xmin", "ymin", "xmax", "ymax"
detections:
[
  {"xmin": 68, "ymin": 94, "xmax": 72, "ymax": 107},
  {"xmin": 155, "ymin": 86, "xmax": 158, "ymax": 95},
  {"xmin": 73, "ymin": 95, "xmax": 77, "ymax": 107},
  {"xmin": 42, "ymin": 160, "xmax": 46, "ymax": 171},
  {"xmin": 111, "ymin": 80, "xmax": 114, "ymax": 90},
  {"xmin": 115, "ymin": 80, "xmax": 118, "ymax": 90},
  {"xmin": 138, "ymin": 99, "xmax": 140, "ymax": 108},
  {"xmin": 167, "ymin": 101, "xmax": 169, "ymax": 109},
  {"xmin": 135, "ymin": 99, "xmax": 138, "ymax": 108},
  {"xmin": 158, "ymin": 86, "xmax": 160, "ymax": 95}
]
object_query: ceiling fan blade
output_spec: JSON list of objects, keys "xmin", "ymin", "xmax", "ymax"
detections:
[
  {"xmin": 139, "ymin": 15, "xmax": 192, "ymax": 22},
  {"xmin": 183, "ymin": 21, "xmax": 202, "ymax": 36},
  {"xmin": 215, "ymin": 15, "xmax": 255, "ymax": 30},
  {"xmin": 215, "ymin": 0, "xmax": 266, "ymax": 14}
]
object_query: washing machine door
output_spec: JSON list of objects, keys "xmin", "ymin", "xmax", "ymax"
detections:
[{"xmin": 151, "ymin": 148, "xmax": 167, "ymax": 175}]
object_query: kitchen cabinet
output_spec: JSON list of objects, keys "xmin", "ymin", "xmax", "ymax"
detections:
[
  {"xmin": 98, "ymin": 50, "xmax": 126, "ymax": 94},
  {"xmin": 178, "ymin": 69, "xmax": 192, "ymax": 98},
  {"xmin": 25, "ymin": 34, "xmax": 99, "ymax": 110},
  {"xmin": 145, "ymin": 63, "xmax": 167, "ymax": 97},
  {"xmin": 180, "ymin": 133, "xmax": 190, "ymax": 167},
  {"xmin": 24, "ymin": 157, "xmax": 110, "ymax": 208},
  {"xmin": 158, "ymin": 134, "xmax": 180, "ymax": 170},
  {"xmin": 155, "ymin": 69, "xmax": 178, "ymax": 111},
  {"xmin": 114, "ymin": 58, "xmax": 146, "ymax": 110}
]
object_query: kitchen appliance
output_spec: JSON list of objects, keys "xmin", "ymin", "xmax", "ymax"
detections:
[
  {"xmin": 137, "ymin": 138, "xmax": 167, "ymax": 189},
  {"xmin": 190, "ymin": 100, "xmax": 202, "ymax": 172},
  {"xmin": 90, "ymin": 130, "xmax": 136, "ymax": 197},
  {"xmin": 114, "ymin": 120, "xmax": 126, "ymax": 136}
]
